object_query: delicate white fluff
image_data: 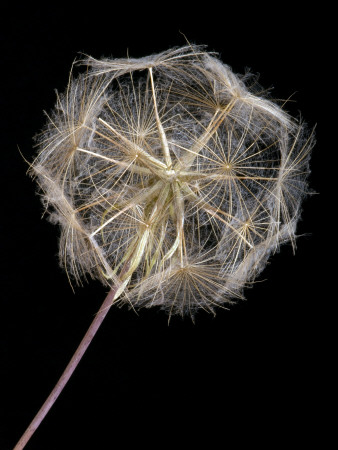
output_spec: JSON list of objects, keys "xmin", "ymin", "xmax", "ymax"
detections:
[{"xmin": 32, "ymin": 45, "xmax": 314, "ymax": 318}]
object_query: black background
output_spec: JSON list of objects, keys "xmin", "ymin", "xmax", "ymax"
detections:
[{"xmin": 1, "ymin": 5, "xmax": 329, "ymax": 449}]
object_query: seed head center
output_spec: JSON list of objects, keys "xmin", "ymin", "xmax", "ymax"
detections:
[{"xmin": 165, "ymin": 169, "xmax": 177, "ymax": 180}]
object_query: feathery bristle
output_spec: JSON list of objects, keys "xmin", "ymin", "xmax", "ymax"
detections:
[{"xmin": 31, "ymin": 45, "xmax": 314, "ymax": 318}]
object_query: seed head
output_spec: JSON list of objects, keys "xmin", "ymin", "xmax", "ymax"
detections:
[{"xmin": 31, "ymin": 45, "xmax": 314, "ymax": 318}]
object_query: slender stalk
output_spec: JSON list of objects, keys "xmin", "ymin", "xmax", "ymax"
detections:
[
  {"xmin": 13, "ymin": 286, "xmax": 118, "ymax": 450},
  {"xmin": 148, "ymin": 67, "xmax": 172, "ymax": 168}
]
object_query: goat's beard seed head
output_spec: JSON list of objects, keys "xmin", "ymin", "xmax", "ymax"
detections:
[{"xmin": 32, "ymin": 45, "xmax": 314, "ymax": 318}]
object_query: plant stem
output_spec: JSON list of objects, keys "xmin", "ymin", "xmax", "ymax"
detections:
[{"xmin": 13, "ymin": 286, "xmax": 118, "ymax": 450}]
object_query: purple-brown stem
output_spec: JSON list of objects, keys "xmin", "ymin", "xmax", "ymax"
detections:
[{"xmin": 13, "ymin": 286, "xmax": 118, "ymax": 450}]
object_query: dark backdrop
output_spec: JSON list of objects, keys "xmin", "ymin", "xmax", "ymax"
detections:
[{"xmin": 1, "ymin": 5, "xmax": 328, "ymax": 449}]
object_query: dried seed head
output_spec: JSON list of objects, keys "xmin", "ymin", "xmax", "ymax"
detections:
[{"xmin": 32, "ymin": 45, "xmax": 314, "ymax": 318}]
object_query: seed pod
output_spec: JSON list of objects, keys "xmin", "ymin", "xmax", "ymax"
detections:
[{"xmin": 32, "ymin": 45, "xmax": 314, "ymax": 318}]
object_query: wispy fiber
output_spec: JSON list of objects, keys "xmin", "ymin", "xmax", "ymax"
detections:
[{"xmin": 32, "ymin": 45, "xmax": 314, "ymax": 318}]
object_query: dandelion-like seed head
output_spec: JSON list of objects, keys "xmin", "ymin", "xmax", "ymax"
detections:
[{"xmin": 32, "ymin": 45, "xmax": 314, "ymax": 318}]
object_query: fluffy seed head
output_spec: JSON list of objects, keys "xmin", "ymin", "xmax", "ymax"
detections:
[{"xmin": 31, "ymin": 45, "xmax": 314, "ymax": 318}]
